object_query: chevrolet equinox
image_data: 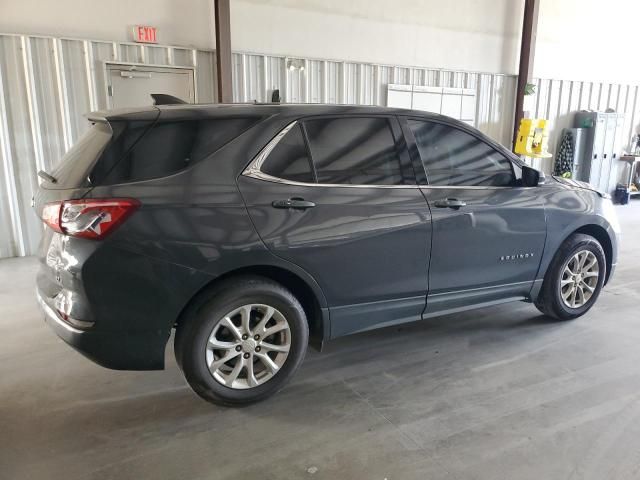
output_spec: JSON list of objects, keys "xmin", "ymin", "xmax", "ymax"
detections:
[{"xmin": 35, "ymin": 104, "xmax": 620, "ymax": 405}]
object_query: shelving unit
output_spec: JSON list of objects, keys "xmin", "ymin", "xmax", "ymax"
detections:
[{"xmin": 619, "ymin": 155, "xmax": 640, "ymax": 196}]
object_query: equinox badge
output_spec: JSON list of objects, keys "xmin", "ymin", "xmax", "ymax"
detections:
[{"xmin": 500, "ymin": 253, "xmax": 534, "ymax": 261}]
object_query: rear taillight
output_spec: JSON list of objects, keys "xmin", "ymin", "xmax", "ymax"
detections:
[
  {"xmin": 41, "ymin": 199, "xmax": 140, "ymax": 240},
  {"xmin": 42, "ymin": 203, "xmax": 63, "ymax": 233}
]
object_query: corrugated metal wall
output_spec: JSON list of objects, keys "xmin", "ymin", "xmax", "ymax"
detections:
[
  {"xmin": 527, "ymin": 78, "xmax": 640, "ymax": 172},
  {"xmin": 231, "ymin": 52, "xmax": 518, "ymax": 148},
  {"xmin": 0, "ymin": 34, "xmax": 217, "ymax": 258},
  {"xmin": 0, "ymin": 33, "xmax": 521, "ymax": 258}
]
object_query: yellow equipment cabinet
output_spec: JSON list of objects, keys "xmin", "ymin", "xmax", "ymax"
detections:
[{"xmin": 514, "ymin": 118, "xmax": 553, "ymax": 158}]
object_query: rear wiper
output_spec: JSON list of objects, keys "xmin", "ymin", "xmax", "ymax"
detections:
[{"xmin": 37, "ymin": 170, "xmax": 57, "ymax": 184}]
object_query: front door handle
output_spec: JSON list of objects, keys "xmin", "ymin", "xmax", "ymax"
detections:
[
  {"xmin": 433, "ymin": 198, "xmax": 467, "ymax": 209},
  {"xmin": 272, "ymin": 197, "xmax": 316, "ymax": 210}
]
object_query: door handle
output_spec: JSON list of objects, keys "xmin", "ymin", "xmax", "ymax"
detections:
[
  {"xmin": 272, "ymin": 197, "xmax": 316, "ymax": 210},
  {"xmin": 433, "ymin": 198, "xmax": 466, "ymax": 209}
]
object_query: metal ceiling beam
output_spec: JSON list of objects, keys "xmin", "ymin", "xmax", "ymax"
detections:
[
  {"xmin": 214, "ymin": 0, "xmax": 233, "ymax": 103},
  {"xmin": 513, "ymin": 0, "xmax": 540, "ymax": 148}
]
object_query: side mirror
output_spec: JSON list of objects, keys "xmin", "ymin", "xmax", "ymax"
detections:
[
  {"xmin": 522, "ymin": 165, "xmax": 544, "ymax": 187},
  {"xmin": 538, "ymin": 171, "xmax": 546, "ymax": 184}
]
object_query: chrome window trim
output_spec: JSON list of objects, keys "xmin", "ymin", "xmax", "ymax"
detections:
[
  {"xmin": 243, "ymin": 120, "xmax": 299, "ymax": 178},
  {"xmin": 242, "ymin": 120, "xmax": 518, "ymax": 190},
  {"xmin": 421, "ymin": 185, "xmax": 514, "ymax": 190},
  {"xmin": 245, "ymin": 169, "xmax": 424, "ymax": 189}
]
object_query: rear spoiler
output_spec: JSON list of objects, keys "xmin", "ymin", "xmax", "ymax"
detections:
[
  {"xmin": 85, "ymin": 114, "xmax": 108, "ymax": 123},
  {"xmin": 84, "ymin": 94, "xmax": 185, "ymax": 122},
  {"xmin": 85, "ymin": 107, "xmax": 160, "ymax": 123}
]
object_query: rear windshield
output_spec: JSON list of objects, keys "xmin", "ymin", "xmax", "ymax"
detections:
[
  {"xmin": 91, "ymin": 117, "xmax": 260, "ymax": 185},
  {"xmin": 49, "ymin": 122, "xmax": 113, "ymax": 189}
]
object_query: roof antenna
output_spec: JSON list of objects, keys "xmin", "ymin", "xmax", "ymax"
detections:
[{"xmin": 151, "ymin": 94, "xmax": 188, "ymax": 105}]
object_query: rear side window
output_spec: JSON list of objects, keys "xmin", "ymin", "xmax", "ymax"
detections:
[
  {"xmin": 91, "ymin": 117, "xmax": 259, "ymax": 185},
  {"xmin": 261, "ymin": 125, "xmax": 314, "ymax": 183},
  {"xmin": 408, "ymin": 120, "xmax": 514, "ymax": 187},
  {"xmin": 303, "ymin": 117, "xmax": 412, "ymax": 185}
]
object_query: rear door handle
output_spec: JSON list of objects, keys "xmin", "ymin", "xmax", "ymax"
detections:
[
  {"xmin": 272, "ymin": 197, "xmax": 316, "ymax": 210},
  {"xmin": 433, "ymin": 198, "xmax": 466, "ymax": 209}
]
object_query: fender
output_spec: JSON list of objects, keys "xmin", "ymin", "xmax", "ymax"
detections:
[
  {"xmin": 532, "ymin": 186, "xmax": 620, "ymax": 300},
  {"xmin": 212, "ymin": 250, "xmax": 329, "ymax": 309}
]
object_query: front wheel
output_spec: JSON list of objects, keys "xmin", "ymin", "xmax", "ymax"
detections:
[
  {"xmin": 175, "ymin": 276, "xmax": 309, "ymax": 406},
  {"xmin": 535, "ymin": 233, "xmax": 606, "ymax": 320}
]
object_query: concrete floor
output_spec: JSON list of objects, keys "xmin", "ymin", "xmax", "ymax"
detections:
[{"xmin": 1, "ymin": 203, "xmax": 640, "ymax": 480}]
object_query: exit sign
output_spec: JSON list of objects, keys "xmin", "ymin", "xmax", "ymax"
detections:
[{"xmin": 132, "ymin": 25, "xmax": 158, "ymax": 44}]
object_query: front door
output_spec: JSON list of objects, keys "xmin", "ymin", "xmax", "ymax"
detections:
[
  {"xmin": 238, "ymin": 116, "xmax": 432, "ymax": 337},
  {"xmin": 403, "ymin": 117, "xmax": 547, "ymax": 315}
]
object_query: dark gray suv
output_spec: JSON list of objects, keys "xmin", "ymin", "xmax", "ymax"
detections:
[{"xmin": 35, "ymin": 104, "xmax": 620, "ymax": 405}]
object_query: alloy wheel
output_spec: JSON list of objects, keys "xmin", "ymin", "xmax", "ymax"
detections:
[
  {"xmin": 205, "ymin": 304, "xmax": 291, "ymax": 389},
  {"xmin": 559, "ymin": 250, "xmax": 600, "ymax": 309}
]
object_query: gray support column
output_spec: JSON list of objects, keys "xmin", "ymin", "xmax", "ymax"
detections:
[
  {"xmin": 513, "ymin": 0, "xmax": 540, "ymax": 148},
  {"xmin": 214, "ymin": 0, "xmax": 233, "ymax": 103}
]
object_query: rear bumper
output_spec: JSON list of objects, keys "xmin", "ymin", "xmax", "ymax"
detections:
[
  {"xmin": 36, "ymin": 230, "xmax": 216, "ymax": 371},
  {"xmin": 37, "ymin": 291, "xmax": 166, "ymax": 370}
]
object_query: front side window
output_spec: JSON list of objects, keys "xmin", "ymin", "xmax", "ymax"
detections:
[
  {"xmin": 408, "ymin": 120, "xmax": 514, "ymax": 187},
  {"xmin": 261, "ymin": 124, "xmax": 314, "ymax": 183},
  {"xmin": 303, "ymin": 117, "xmax": 412, "ymax": 185}
]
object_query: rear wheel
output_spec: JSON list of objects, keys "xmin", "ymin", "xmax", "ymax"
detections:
[
  {"xmin": 175, "ymin": 276, "xmax": 308, "ymax": 406},
  {"xmin": 535, "ymin": 233, "xmax": 606, "ymax": 320}
]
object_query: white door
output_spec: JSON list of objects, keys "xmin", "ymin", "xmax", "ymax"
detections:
[
  {"xmin": 599, "ymin": 115, "xmax": 617, "ymax": 192},
  {"xmin": 590, "ymin": 115, "xmax": 607, "ymax": 189},
  {"xmin": 609, "ymin": 115, "xmax": 626, "ymax": 193},
  {"xmin": 107, "ymin": 65, "xmax": 195, "ymax": 109}
]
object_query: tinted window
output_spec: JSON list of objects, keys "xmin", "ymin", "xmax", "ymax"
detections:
[
  {"xmin": 261, "ymin": 125, "xmax": 314, "ymax": 183},
  {"xmin": 49, "ymin": 122, "xmax": 114, "ymax": 188},
  {"xmin": 92, "ymin": 117, "xmax": 259, "ymax": 184},
  {"xmin": 304, "ymin": 117, "xmax": 412, "ymax": 185},
  {"xmin": 408, "ymin": 120, "xmax": 514, "ymax": 187}
]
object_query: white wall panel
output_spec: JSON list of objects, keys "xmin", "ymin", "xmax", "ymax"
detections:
[
  {"xmin": 173, "ymin": 48, "xmax": 194, "ymax": 68},
  {"xmin": 285, "ymin": 59, "xmax": 306, "ymax": 103},
  {"xmin": 60, "ymin": 40, "xmax": 91, "ymax": 142},
  {"xmin": 119, "ymin": 44, "xmax": 142, "ymax": 64},
  {"xmin": 535, "ymin": 0, "xmax": 640, "ymax": 83},
  {"xmin": 324, "ymin": 61, "xmax": 341, "ymax": 104},
  {"xmin": 378, "ymin": 66, "xmax": 398, "ymax": 105},
  {"xmin": 264, "ymin": 56, "xmax": 284, "ymax": 102},
  {"xmin": 195, "ymin": 50, "xmax": 217, "ymax": 104},
  {"xmin": 0, "ymin": 34, "xmax": 38, "ymax": 257},
  {"xmin": 307, "ymin": 60, "xmax": 323, "ymax": 103},
  {"xmin": 231, "ymin": 0, "xmax": 521, "ymax": 74}
]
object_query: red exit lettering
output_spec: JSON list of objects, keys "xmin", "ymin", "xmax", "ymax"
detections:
[{"xmin": 133, "ymin": 25, "xmax": 158, "ymax": 44}]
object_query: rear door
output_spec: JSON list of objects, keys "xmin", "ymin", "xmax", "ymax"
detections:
[
  {"xmin": 402, "ymin": 117, "xmax": 547, "ymax": 315},
  {"xmin": 238, "ymin": 116, "xmax": 432, "ymax": 337}
]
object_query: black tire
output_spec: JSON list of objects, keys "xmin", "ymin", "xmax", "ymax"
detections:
[
  {"xmin": 535, "ymin": 233, "xmax": 606, "ymax": 320},
  {"xmin": 175, "ymin": 275, "xmax": 308, "ymax": 406}
]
